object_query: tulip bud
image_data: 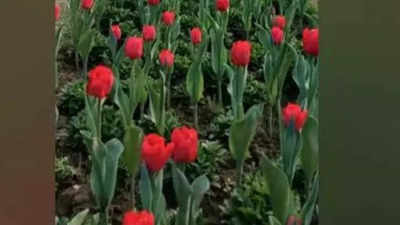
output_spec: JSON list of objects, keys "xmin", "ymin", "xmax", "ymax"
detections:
[
  {"xmin": 123, "ymin": 210, "xmax": 155, "ymax": 225},
  {"xmin": 282, "ymin": 103, "xmax": 308, "ymax": 131},
  {"xmin": 230, "ymin": 40, "xmax": 252, "ymax": 67},
  {"xmin": 162, "ymin": 11, "xmax": 176, "ymax": 26},
  {"xmin": 111, "ymin": 25, "xmax": 122, "ymax": 40},
  {"xmin": 125, "ymin": 37, "xmax": 144, "ymax": 60},
  {"xmin": 81, "ymin": 0, "xmax": 94, "ymax": 10},
  {"xmin": 286, "ymin": 215, "xmax": 302, "ymax": 225},
  {"xmin": 273, "ymin": 15, "xmax": 286, "ymax": 29},
  {"xmin": 271, "ymin": 26, "xmax": 284, "ymax": 45},
  {"xmin": 86, "ymin": 65, "xmax": 114, "ymax": 99},
  {"xmin": 147, "ymin": 0, "xmax": 160, "ymax": 6},
  {"xmin": 216, "ymin": 0, "xmax": 230, "ymax": 12},
  {"xmin": 141, "ymin": 134, "xmax": 174, "ymax": 172},
  {"xmin": 143, "ymin": 25, "xmax": 156, "ymax": 42},
  {"xmin": 55, "ymin": 4, "xmax": 61, "ymax": 21},
  {"xmin": 302, "ymin": 28, "xmax": 319, "ymax": 56},
  {"xmin": 190, "ymin": 27, "xmax": 202, "ymax": 45},
  {"xmin": 171, "ymin": 126, "xmax": 198, "ymax": 163},
  {"xmin": 159, "ymin": 49, "xmax": 175, "ymax": 67}
]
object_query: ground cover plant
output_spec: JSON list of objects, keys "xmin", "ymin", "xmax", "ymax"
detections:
[{"xmin": 55, "ymin": 0, "xmax": 319, "ymax": 225}]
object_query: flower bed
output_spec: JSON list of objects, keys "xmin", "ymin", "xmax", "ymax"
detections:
[{"xmin": 55, "ymin": 0, "xmax": 319, "ymax": 225}]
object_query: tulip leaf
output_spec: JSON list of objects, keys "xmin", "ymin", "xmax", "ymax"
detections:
[
  {"xmin": 84, "ymin": 95, "xmax": 99, "ymax": 138},
  {"xmin": 154, "ymin": 194, "xmax": 166, "ymax": 225},
  {"xmin": 301, "ymin": 116, "xmax": 319, "ymax": 184},
  {"xmin": 103, "ymin": 138, "xmax": 124, "ymax": 206},
  {"xmin": 282, "ymin": 120, "xmax": 302, "ymax": 184},
  {"xmin": 122, "ymin": 124, "xmax": 143, "ymax": 175},
  {"xmin": 229, "ymin": 104, "xmax": 263, "ymax": 164},
  {"xmin": 268, "ymin": 216, "xmax": 283, "ymax": 225},
  {"xmin": 149, "ymin": 79, "xmax": 163, "ymax": 127},
  {"xmin": 191, "ymin": 175, "xmax": 210, "ymax": 210},
  {"xmin": 67, "ymin": 209, "xmax": 90, "ymax": 225},
  {"xmin": 90, "ymin": 139, "xmax": 108, "ymax": 209},
  {"xmin": 262, "ymin": 156, "xmax": 293, "ymax": 224},
  {"xmin": 301, "ymin": 172, "xmax": 319, "ymax": 225},
  {"xmin": 172, "ymin": 166, "xmax": 193, "ymax": 225},
  {"xmin": 134, "ymin": 67, "xmax": 148, "ymax": 105},
  {"xmin": 139, "ymin": 164, "xmax": 153, "ymax": 210},
  {"xmin": 77, "ymin": 29, "xmax": 95, "ymax": 60},
  {"xmin": 172, "ymin": 165, "xmax": 193, "ymax": 206}
]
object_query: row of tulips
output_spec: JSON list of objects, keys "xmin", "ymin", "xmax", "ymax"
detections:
[{"xmin": 55, "ymin": 0, "xmax": 319, "ymax": 225}]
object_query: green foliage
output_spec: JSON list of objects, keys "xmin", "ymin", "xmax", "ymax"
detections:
[
  {"xmin": 186, "ymin": 140, "xmax": 229, "ymax": 181},
  {"xmin": 68, "ymin": 105, "xmax": 124, "ymax": 151},
  {"xmin": 55, "ymin": 156, "xmax": 77, "ymax": 181},
  {"xmin": 222, "ymin": 172, "xmax": 272, "ymax": 225},
  {"xmin": 58, "ymin": 80, "xmax": 85, "ymax": 117},
  {"xmin": 208, "ymin": 109, "xmax": 233, "ymax": 141}
]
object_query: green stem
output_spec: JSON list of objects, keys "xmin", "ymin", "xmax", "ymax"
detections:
[
  {"xmin": 97, "ymin": 98, "xmax": 102, "ymax": 140},
  {"xmin": 140, "ymin": 101, "xmax": 146, "ymax": 120},
  {"xmin": 83, "ymin": 56, "xmax": 88, "ymax": 78},
  {"xmin": 217, "ymin": 78, "xmax": 223, "ymax": 109},
  {"xmin": 99, "ymin": 208, "xmax": 109, "ymax": 225},
  {"xmin": 75, "ymin": 51, "xmax": 80, "ymax": 75},
  {"xmin": 131, "ymin": 173, "xmax": 136, "ymax": 209},
  {"xmin": 269, "ymin": 103, "xmax": 274, "ymax": 138},
  {"xmin": 159, "ymin": 71, "xmax": 166, "ymax": 136},
  {"xmin": 194, "ymin": 101, "xmax": 199, "ymax": 130},
  {"xmin": 167, "ymin": 71, "xmax": 172, "ymax": 110},
  {"xmin": 236, "ymin": 161, "xmax": 244, "ymax": 187}
]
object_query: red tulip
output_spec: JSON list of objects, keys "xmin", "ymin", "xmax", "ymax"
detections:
[
  {"xmin": 302, "ymin": 28, "xmax": 319, "ymax": 56},
  {"xmin": 216, "ymin": 0, "xmax": 230, "ymax": 12},
  {"xmin": 273, "ymin": 15, "xmax": 286, "ymax": 29},
  {"xmin": 230, "ymin": 40, "xmax": 252, "ymax": 67},
  {"xmin": 111, "ymin": 25, "xmax": 122, "ymax": 40},
  {"xmin": 143, "ymin": 25, "xmax": 156, "ymax": 42},
  {"xmin": 125, "ymin": 37, "xmax": 144, "ymax": 60},
  {"xmin": 147, "ymin": 0, "xmax": 160, "ymax": 6},
  {"xmin": 141, "ymin": 134, "xmax": 174, "ymax": 172},
  {"xmin": 162, "ymin": 11, "xmax": 176, "ymax": 26},
  {"xmin": 190, "ymin": 27, "xmax": 202, "ymax": 45},
  {"xmin": 287, "ymin": 215, "xmax": 302, "ymax": 225},
  {"xmin": 81, "ymin": 0, "xmax": 94, "ymax": 10},
  {"xmin": 282, "ymin": 103, "xmax": 308, "ymax": 131},
  {"xmin": 55, "ymin": 4, "xmax": 61, "ymax": 21},
  {"xmin": 171, "ymin": 126, "xmax": 198, "ymax": 163},
  {"xmin": 123, "ymin": 210, "xmax": 155, "ymax": 225},
  {"xmin": 159, "ymin": 49, "xmax": 174, "ymax": 67},
  {"xmin": 86, "ymin": 65, "xmax": 114, "ymax": 99},
  {"xmin": 271, "ymin": 26, "xmax": 284, "ymax": 45}
]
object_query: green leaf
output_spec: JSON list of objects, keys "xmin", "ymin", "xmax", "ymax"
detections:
[
  {"xmin": 77, "ymin": 29, "xmax": 95, "ymax": 60},
  {"xmin": 268, "ymin": 216, "xmax": 283, "ymax": 225},
  {"xmin": 149, "ymin": 79, "xmax": 163, "ymax": 125},
  {"xmin": 191, "ymin": 175, "xmax": 210, "ymax": 210},
  {"xmin": 172, "ymin": 165, "xmax": 193, "ymax": 225},
  {"xmin": 122, "ymin": 124, "xmax": 144, "ymax": 175},
  {"xmin": 301, "ymin": 173, "xmax": 319, "ymax": 225},
  {"xmin": 90, "ymin": 140, "xmax": 107, "ymax": 209},
  {"xmin": 67, "ymin": 209, "xmax": 90, "ymax": 225},
  {"xmin": 84, "ymin": 95, "xmax": 98, "ymax": 137},
  {"xmin": 139, "ymin": 164, "xmax": 153, "ymax": 210},
  {"xmin": 284, "ymin": 0, "xmax": 298, "ymax": 34},
  {"xmin": 262, "ymin": 156, "xmax": 292, "ymax": 224},
  {"xmin": 186, "ymin": 63, "xmax": 204, "ymax": 102},
  {"xmin": 154, "ymin": 194, "xmax": 166, "ymax": 225},
  {"xmin": 103, "ymin": 138, "xmax": 124, "ymax": 206},
  {"xmin": 301, "ymin": 116, "xmax": 319, "ymax": 184},
  {"xmin": 282, "ymin": 121, "xmax": 302, "ymax": 184},
  {"xmin": 229, "ymin": 105, "xmax": 263, "ymax": 163},
  {"xmin": 172, "ymin": 165, "xmax": 193, "ymax": 206}
]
